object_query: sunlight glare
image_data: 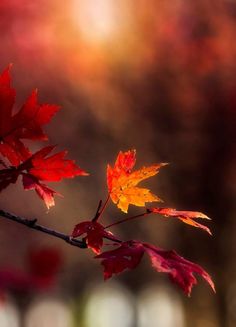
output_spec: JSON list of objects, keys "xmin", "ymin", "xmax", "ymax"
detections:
[{"xmin": 72, "ymin": 0, "xmax": 122, "ymax": 42}]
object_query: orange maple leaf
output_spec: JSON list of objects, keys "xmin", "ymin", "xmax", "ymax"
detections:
[
  {"xmin": 149, "ymin": 207, "xmax": 212, "ymax": 235},
  {"xmin": 107, "ymin": 150, "xmax": 167, "ymax": 213}
]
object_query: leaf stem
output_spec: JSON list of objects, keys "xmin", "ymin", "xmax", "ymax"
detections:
[
  {"xmin": 0, "ymin": 209, "xmax": 87, "ymax": 249},
  {"xmin": 93, "ymin": 195, "xmax": 110, "ymax": 222},
  {"xmin": 104, "ymin": 209, "xmax": 152, "ymax": 229},
  {"xmin": 92, "ymin": 200, "xmax": 103, "ymax": 221}
]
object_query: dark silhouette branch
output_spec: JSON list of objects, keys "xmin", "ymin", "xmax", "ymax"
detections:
[{"xmin": 0, "ymin": 209, "xmax": 87, "ymax": 249}]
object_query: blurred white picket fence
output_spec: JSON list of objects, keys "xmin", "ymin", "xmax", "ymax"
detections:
[{"xmin": 0, "ymin": 282, "xmax": 185, "ymax": 327}]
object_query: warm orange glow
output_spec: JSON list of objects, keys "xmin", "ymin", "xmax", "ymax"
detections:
[{"xmin": 72, "ymin": 0, "xmax": 122, "ymax": 43}]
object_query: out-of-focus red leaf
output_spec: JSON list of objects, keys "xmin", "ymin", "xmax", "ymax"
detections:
[
  {"xmin": 0, "ymin": 268, "xmax": 34, "ymax": 291},
  {"xmin": 28, "ymin": 247, "xmax": 62, "ymax": 288},
  {"xmin": 95, "ymin": 241, "xmax": 145, "ymax": 279},
  {"xmin": 149, "ymin": 207, "xmax": 212, "ymax": 235},
  {"xmin": 0, "ymin": 66, "xmax": 60, "ymax": 166},
  {"xmin": 0, "ymin": 248, "xmax": 62, "ymax": 293},
  {"xmin": 0, "ymin": 66, "xmax": 15, "ymax": 137},
  {"xmin": 143, "ymin": 243, "xmax": 215, "ymax": 296},
  {"xmin": 72, "ymin": 221, "xmax": 115, "ymax": 254}
]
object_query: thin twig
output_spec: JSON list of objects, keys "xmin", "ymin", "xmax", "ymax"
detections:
[
  {"xmin": 92, "ymin": 200, "xmax": 103, "ymax": 222},
  {"xmin": 104, "ymin": 210, "xmax": 152, "ymax": 229},
  {"xmin": 93, "ymin": 194, "xmax": 110, "ymax": 222},
  {"xmin": 0, "ymin": 209, "xmax": 87, "ymax": 249}
]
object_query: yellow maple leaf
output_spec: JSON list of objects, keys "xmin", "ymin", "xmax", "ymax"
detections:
[{"xmin": 107, "ymin": 150, "xmax": 167, "ymax": 213}]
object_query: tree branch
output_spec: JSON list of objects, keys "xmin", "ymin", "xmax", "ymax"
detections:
[{"xmin": 0, "ymin": 209, "xmax": 87, "ymax": 249}]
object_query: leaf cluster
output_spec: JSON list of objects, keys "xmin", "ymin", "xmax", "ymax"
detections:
[{"xmin": 0, "ymin": 66, "xmax": 215, "ymax": 296}]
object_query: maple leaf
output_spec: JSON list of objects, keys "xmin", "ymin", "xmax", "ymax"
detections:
[
  {"xmin": 148, "ymin": 207, "xmax": 212, "ymax": 235},
  {"xmin": 0, "ymin": 146, "xmax": 87, "ymax": 208},
  {"xmin": 96, "ymin": 241, "xmax": 215, "ymax": 295},
  {"xmin": 21, "ymin": 146, "xmax": 88, "ymax": 208},
  {"xmin": 0, "ymin": 167, "xmax": 20, "ymax": 192},
  {"xmin": 21, "ymin": 146, "xmax": 87, "ymax": 208},
  {"xmin": 96, "ymin": 241, "xmax": 145, "ymax": 279},
  {"xmin": 24, "ymin": 145, "xmax": 88, "ymax": 181},
  {"xmin": 72, "ymin": 221, "xmax": 116, "ymax": 254},
  {"xmin": 143, "ymin": 243, "xmax": 215, "ymax": 296},
  {"xmin": 0, "ymin": 66, "xmax": 60, "ymax": 166},
  {"xmin": 22, "ymin": 173, "xmax": 57, "ymax": 209},
  {"xmin": 107, "ymin": 150, "xmax": 167, "ymax": 213}
]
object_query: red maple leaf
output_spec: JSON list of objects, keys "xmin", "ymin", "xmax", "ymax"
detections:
[
  {"xmin": 96, "ymin": 240, "xmax": 215, "ymax": 296},
  {"xmin": 0, "ymin": 167, "xmax": 19, "ymax": 192},
  {"xmin": 0, "ymin": 66, "xmax": 60, "ymax": 166},
  {"xmin": 22, "ymin": 173, "xmax": 58, "ymax": 209},
  {"xmin": 22, "ymin": 145, "xmax": 88, "ymax": 181},
  {"xmin": 143, "ymin": 243, "xmax": 215, "ymax": 296},
  {"xmin": 96, "ymin": 241, "xmax": 144, "ymax": 279},
  {"xmin": 0, "ymin": 146, "xmax": 88, "ymax": 208},
  {"xmin": 72, "ymin": 221, "xmax": 116, "ymax": 254}
]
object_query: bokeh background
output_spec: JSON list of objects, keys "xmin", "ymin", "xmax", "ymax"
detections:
[{"xmin": 0, "ymin": 0, "xmax": 235, "ymax": 326}]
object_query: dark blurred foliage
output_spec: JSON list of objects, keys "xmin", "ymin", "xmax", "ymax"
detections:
[
  {"xmin": 0, "ymin": 1, "xmax": 235, "ymax": 326},
  {"xmin": 0, "ymin": 247, "xmax": 62, "ymax": 304}
]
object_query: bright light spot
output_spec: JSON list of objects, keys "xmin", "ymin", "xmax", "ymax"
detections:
[
  {"xmin": 25, "ymin": 298, "xmax": 72, "ymax": 327},
  {"xmin": 137, "ymin": 285, "xmax": 186, "ymax": 327},
  {"xmin": 72, "ymin": 0, "xmax": 123, "ymax": 42},
  {"xmin": 84, "ymin": 282, "xmax": 135, "ymax": 327},
  {"xmin": 0, "ymin": 301, "xmax": 20, "ymax": 327}
]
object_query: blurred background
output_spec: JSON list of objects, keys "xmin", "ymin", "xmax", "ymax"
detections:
[{"xmin": 0, "ymin": 0, "xmax": 235, "ymax": 326}]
